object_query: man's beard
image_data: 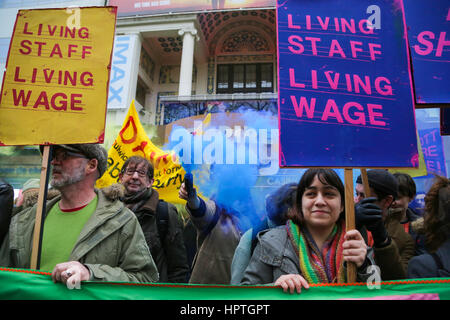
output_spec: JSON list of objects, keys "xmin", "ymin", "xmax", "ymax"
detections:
[{"xmin": 50, "ymin": 163, "xmax": 86, "ymax": 189}]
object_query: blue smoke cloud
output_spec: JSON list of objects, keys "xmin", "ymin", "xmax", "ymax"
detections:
[{"xmin": 163, "ymin": 107, "xmax": 347, "ymax": 233}]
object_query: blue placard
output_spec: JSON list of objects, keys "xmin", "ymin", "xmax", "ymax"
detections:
[
  {"xmin": 419, "ymin": 127, "xmax": 447, "ymax": 177},
  {"xmin": 277, "ymin": 0, "xmax": 418, "ymax": 168},
  {"xmin": 404, "ymin": 0, "xmax": 450, "ymax": 103}
]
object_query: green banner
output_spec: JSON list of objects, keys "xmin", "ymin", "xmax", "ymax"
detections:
[{"xmin": 1, "ymin": 268, "xmax": 449, "ymax": 300}]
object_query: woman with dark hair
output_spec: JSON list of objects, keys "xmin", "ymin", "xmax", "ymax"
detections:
[
  {"xmin": 408, "ymin": 175, "xmax": 450, "ymax": 278},
  {"xmin": 241, "ymin": 169, "xmax": 376, "ymax": 293}
]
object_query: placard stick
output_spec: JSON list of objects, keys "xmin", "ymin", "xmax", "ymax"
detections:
[
  {"xmin": 360, "ymin": 169, "xmax": 371, "ymax": 198},
  {"xmin": 344, "ymin": 168, "xmax": 357, "ymax": 283},
  {"xmin": 30, "ymin": 145, "xmax": 52, "ymax": 270}
]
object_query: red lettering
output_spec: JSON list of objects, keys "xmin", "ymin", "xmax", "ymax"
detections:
[
  {"xmin": 436, "ymin": 31, "xmax": 450, "ymax": 57},
  {"xmin": 288, "ymin": 35, "xmax": 304, "ymax": 54},
  {"xmin": 43, "ymin": 69, "xmax": 54, "ymax": 83},
  {"xmin": 321, "ymin": 99, "xmax": 344, "ymax": 123},
  {"xmin": 343, "ymin": 102, "xmax": 366, "ymax": 125},
  {"xmin": 305, "ymin": 37, "xmax": 320, "ymax": 55},
  {"xmin": 324, "ymin": 71, "xmax": 340, "ymax": 90},
  {"xmin": 50, "ymin": 43, "xmax": 63, "ymax": 58},
  {"xmin": 35, "ymin": 41, "xmax": 46, "ymax": 56},
  {"xmin": 289, "ymin": 68, "xmax": 305, "ymax": 88},
  {"xmin": 70, "ymin": 93, "xmax": 83, "ymax": 111},
  {"xmin": 132, "ymin": 141, "xmax": 148, "ymax": 157},
  {"xmin": 367, "ymin": 104, "xmax": 385, "ymax": 126},
  {"xmin": 19, "ymin": 40, "xmax": 32, "ymax": 55},
  {"xmin": 359, "ymin": 19, "xmax": 375, "ymax": 34},
  {"xmin": 33, "ymin": 91, "xmax": 50, "ymax": 109},
  {"xmin": 80, "ymin": 72, "xmax": 94, "ymax": 86},
  {"xmin": 414, "ymin": 31, "xmax": 434, "ymax": 56},
  {"xmin": 291, "ymin": 96, "xmax": 315, "ymax": 119},
  {"xmin": 317, "ymin": 16, "xmax": 329, "ymax": 30},
  {"xmin": 48, "ymin": 25, "xmax": 57, "ymax": 36},
  {"xmin": 306, "ymin": 15, "xmax": 311, "ymax": 29},
  {"xmin": 368, "ymin": 43, "xmax": 382, "ymax": 61},
  {"xmin": 341, "ymin": 18, "xmax": 356, "ymax": 33},
  {"xmin": 329, "ymin": 39, "xmax": 346, "ymax": 58},
  {"xmin": 81, "ymin": 46, "xmax": 92, "ymax": 59},
  {"xmin": 23, "ymin": 22, "xmax": 33, "ymax": 35},
  {"xmin": 12, "ymin": 89, "xmax": 32, "ymax": 106},
  {"xmin": 350, "ymin": 41, "xmax": 363, "ymax": 58},
  {"xmin": 14, "ymin": 67, "xmax": 26, "ymax": 82},
  {"xmin": 119, "ymin": 117, "xmax": 138, "ymax": 144},
  {"xmin": 288, "ymin": 14, "xmax": 301, "ymax": 29},
  {"xmin": 68, "ymin": 44, "xmax": 77, "ymax": 58},
  {"xmin": 51, "ymin": 92, "xmax": 67, "ymax": 111}
]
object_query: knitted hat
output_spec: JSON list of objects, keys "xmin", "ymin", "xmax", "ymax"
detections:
[
  {"xmin": 22, "ymin": 178, "xmax": 41, "ymax": 192},
  {"xmin": 356, "ymin": 169, "xmax": 398, "ymax": 198},
  {"xmin": 41, "ymin": 144, "xmax": 107, "ymax": 178}
]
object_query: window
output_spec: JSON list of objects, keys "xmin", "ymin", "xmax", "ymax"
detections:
[
  {"xmin": 216, "ymin": 63, "xmax": 273, "ymax": 94},
  {"xmin": 136, "ymin": 78, "xmax": 147, "ymax": 108}
]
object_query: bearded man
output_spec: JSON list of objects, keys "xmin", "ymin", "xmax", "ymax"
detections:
[{"xmin": 0, "ymin": 144, "xmax": 158, "ymax": 288}]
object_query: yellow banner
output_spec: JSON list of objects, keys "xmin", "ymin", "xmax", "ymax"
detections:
[
  {"xmin": 0, "ymin": 7, "xmax": 117, "ymax": 146},
  {"xmin": 96, "ymin": 100, "xmax": 186, "ymax": 204}
]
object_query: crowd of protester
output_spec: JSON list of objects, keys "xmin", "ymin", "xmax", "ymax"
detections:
[{"xmin": 0, "ymin": 145, "xmax": 449, "ymax": 292}]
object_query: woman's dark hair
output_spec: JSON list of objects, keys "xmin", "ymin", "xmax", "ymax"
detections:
[
  {"xmin": 121, "ymin": 156, "xmax": 154, "ymax": 180},
  {"xmin": 288, "ymin": 168, "xmax": 345, "ymax": 226},
  {"xmin": 265, "ymin": 182, "xmax": 297, "ymax": 226},
  {"xmin": 393, "ymin": 173, "xmax": 416, "ymax": 199},
  {"xmin": 423, "ymin": 175, "xmax": 450, "ymax": 252}
]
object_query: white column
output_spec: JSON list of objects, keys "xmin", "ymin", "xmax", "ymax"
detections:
[
  {"xmin": 107, "ymin": 33, "xmax": 142, "ymax": 125},
  {"xmin": 178, "ymin": 27, "xmax": 198, "ymax": 98}
]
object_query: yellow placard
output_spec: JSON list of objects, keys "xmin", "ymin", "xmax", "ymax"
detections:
[
  {"xmin": 0, "ymin": 7, "xmax": 117, "ymax": 146},
  {"xmin": 96, "ymin": 100, "xmax": 188, "ymax": 204}
]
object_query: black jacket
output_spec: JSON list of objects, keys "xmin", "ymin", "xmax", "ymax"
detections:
[
  {"xmin": 408, "ymin": 238, "xmax": 450, "ymax": 278},
  {"xmin": 127, "ymin": 189, "xmax": 189, "ymax": 283}
]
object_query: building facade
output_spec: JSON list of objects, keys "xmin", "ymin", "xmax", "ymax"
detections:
[
  {"xmin": 106, "ymin": 1, "xmax": 278, "ymax": 127},
  {"xmin": 0, "ymin": 0, "xmax": 449, "ymax": 195}
]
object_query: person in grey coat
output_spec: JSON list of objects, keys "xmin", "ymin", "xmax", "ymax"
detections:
[{"xmin": 241, "ymin": 168, "xmax": 378, "ymax": 293}]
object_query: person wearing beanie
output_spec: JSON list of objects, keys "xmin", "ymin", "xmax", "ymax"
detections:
[
  {"xmin": 354, "ymin": 169, "xmax": 413, "ymax": 280},
  {"xmin": 0, "ymin": 144, "xmax": 158, "ymax": 288}
]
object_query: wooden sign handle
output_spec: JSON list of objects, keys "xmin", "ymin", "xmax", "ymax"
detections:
[
  {"xmin": 30, "ymin": 145, "xmax": 52, "ymax": 270},
  {"xmin": 360, "ymin": 168, "xmax": 371, "ymax": 198},
  {"xmin": 344, "ymin": 168, "xmax": 357, "ymax": 283}
]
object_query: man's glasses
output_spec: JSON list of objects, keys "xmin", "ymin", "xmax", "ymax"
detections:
[
  {"xmin": 52, "ymin": 149, "xmax": 87, "ymax": 162},
  {"xmin": 124, "ymin": 168, "xmax": 147, "ymax": 177}
]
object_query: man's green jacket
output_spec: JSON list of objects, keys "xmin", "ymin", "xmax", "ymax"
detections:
[{"xmin": 0, "ymin": 185, "xmax": 159, "ymax": 283}]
